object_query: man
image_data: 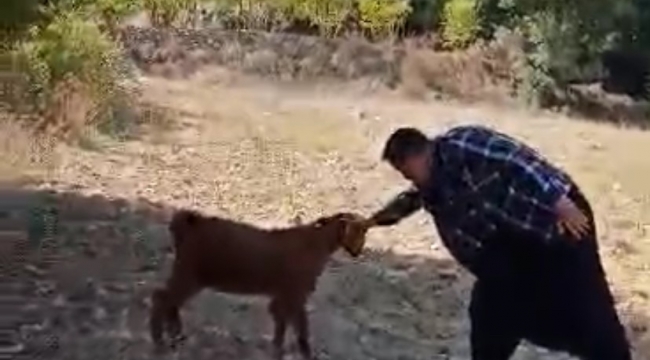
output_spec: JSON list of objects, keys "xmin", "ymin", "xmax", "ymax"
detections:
[{"xmin": 363, "ymin": 125, "xmax": 631, "ymax": 360}]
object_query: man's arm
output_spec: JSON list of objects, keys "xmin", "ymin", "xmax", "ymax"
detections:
[{"xmin": 369, "ymin": 188, "xmax": 423, "ymax": 227}]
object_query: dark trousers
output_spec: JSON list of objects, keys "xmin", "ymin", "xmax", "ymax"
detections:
[{"xmin": 470, "ymin": 186, "xmax": 631, "ymax": 360}]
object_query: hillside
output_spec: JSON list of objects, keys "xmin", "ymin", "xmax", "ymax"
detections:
[{"xmin": 2, "ymin": 65, "xmax": 650, "ymax": 359}]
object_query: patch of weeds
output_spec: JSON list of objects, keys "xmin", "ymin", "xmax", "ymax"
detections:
[
  {"xmin": 26, "ymin": 192, "xmax": 59, "ymax": 252},
  {"xmin": 116, "ymin": 216, "xmax": 165, "ymax": 272}
]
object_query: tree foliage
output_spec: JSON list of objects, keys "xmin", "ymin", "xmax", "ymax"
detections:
[
  {"xmin": 1, "ymin": 0, "xmax": 650, "ymax": 123},
  {"xmin": 441, "ymin": 0, "xmax": 479, "ymax": 48},
  {"xmin": 358, "ymin": 0, "xmax": 411, "ymax": 38}
]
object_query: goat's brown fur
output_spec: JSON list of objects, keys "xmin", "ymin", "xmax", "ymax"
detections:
[{"xmin": 150, "ymin": 209, "xmax": 367, "ymax": 359}]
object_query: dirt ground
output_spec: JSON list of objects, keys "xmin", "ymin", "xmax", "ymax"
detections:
[{"xmin": 2, "ymin": 68, "xmax": 650, "ymax": 360}]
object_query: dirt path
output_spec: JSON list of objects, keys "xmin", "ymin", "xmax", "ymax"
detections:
[{"xmin": 2, "ymin": 69, "xmax": 649, "ymax": 359}]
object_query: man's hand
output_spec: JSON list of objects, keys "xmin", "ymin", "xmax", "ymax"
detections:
[{"xmin": 554, "ymin": 195, "xmax": 590, "ymax": 240}]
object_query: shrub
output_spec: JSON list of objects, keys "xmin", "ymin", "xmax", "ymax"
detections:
[
  {"xmin": 210, "ymin": 0, "xmax": 298, "ymax": 32},
  {"xmin": 292, "ymin": 0, "xmax": 356, "ymax": 36},
  {"xmin": 14, "ymin": 11, "xmax": 128, "ymax": 137},
  {"xmin": 143, "ymin": 0, "xmax": 197, "ymax": 27},
  {"xmin": 358, "ymin": 0, "xmax": 412, "ymax": 38},
  {"xmin": 90, "ymin": 0, "xmax": 143, "ymax": 36},
  {"xmin": 441, "ymin": 0, "xmax": 480, "ymax": 49}
]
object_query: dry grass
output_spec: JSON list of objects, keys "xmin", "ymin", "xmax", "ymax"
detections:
[
  {"xmin": 399, "ymin": 37, "xmax": 522, "ymax": 102},
  {"xmin": 37, "ymin": 77, "xmax": 98, "ymax": 141},
  {"xmin": 4, "ymin": 72, "xmax": 650, "ymax": 360},
  {"xmin": 0, "ymin": 114, "xmax": 59, "ymax": 184}
]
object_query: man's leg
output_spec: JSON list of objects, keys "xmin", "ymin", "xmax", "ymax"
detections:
[
  {"xmin": 469, "ymin": 280, "xmax": 521, "ymax": 360},
  {"xmin": 527, "ymin": 186, "xmax": 632, "ymax": 360}
]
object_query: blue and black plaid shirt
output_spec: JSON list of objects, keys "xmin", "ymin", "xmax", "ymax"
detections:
[{"xmin": 372, "ymin": 125, "xmax": 573, "ymax": 273}]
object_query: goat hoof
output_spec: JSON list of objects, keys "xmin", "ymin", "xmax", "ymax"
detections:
[
  {"xmin": 272, "ymin": 347, "xmax": 284, "ymax": 360},
  {"xmin": 298, "ymin": 345, "xmax": 312, "ymax": 360},
  {"xmin": 153, "ymin": 343, "xmax": 168, "ymax": 355},
  {"xmin": 169, "ymin": 334, "xmax": 187, "ymax": 350}
]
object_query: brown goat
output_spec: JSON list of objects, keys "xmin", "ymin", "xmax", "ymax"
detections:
[{"xmin": 149, "ymin": 209, "xmax": 368, "ymax": 359}]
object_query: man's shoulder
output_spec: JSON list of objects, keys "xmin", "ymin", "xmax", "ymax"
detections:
[
  {"xmin": 442, "ymin": 124, "xmax": 495, "ymax": 137},
  {"xmin": 433, "ymin": 124, "xmax": 497, "ymax": 148}
]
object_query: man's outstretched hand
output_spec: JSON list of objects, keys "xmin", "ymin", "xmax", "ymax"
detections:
[{"xmin": 555, "ymin": 195, "xmax": 590, "ymax": 240}]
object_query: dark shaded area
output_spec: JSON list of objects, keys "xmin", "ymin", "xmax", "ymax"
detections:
[
  {"xmin": 0, "ymin": 182, "xmax": 463, "ymax": 360},
  {"xmin": 0, "ymin": 0, "xmax": 41, "ymax": 48},
  {"xmin": 2, "ymin": 182, "xmax": 644, "ymax": 359},
  {"xmin": 512, "ymin": 47, "xmax": 650, "ymax": 129},
  {"xmin": 601, "ymin": 49, "xmax": 650, "ymax": 100},
  {"xmin": 549, "ymin": 84, "xmax": 650, "ymax": 130}
]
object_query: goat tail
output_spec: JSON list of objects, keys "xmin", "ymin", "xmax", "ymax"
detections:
[{"xmin": 169, "ymin": 209, "xmax": 201, "ymax": 249}]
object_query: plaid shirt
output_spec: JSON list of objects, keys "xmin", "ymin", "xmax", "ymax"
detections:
[{"xmin": 372, "ymin": 125, "xmax": 573, "ymax": 274}]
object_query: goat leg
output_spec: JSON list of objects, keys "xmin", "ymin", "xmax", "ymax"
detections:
[
  {"xmin": 269, "ymin": 299, "xmax": 288, "ymax": 360},
  {"xmin": 166, "ymin": 307, "xmax": 187, "ymax": 350},
  {"xmin": 149, "ymin": 269, "xmax": 200, "ymax": 350},
  {"xmin": 293, "ymin": 304, "xmax": 313, "ymax": 360},
  {"xmin": 150, "ymin": 289, "xmax": 168, "ymax": 349}
]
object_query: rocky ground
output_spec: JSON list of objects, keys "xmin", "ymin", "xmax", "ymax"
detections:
[{"xmin": 1, "ymin": 68, "xmax": 649, "ymax": 360}]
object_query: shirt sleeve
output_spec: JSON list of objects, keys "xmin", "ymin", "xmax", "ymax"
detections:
[{"xmin": 370, "ymin": 188, "xmax": 423, "ymax": 226}]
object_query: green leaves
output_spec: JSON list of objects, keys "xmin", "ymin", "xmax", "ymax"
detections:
[
  {"xmin": 143, "ymin": 0, "xmax": 197, "ymax": 27},
  {"xmin": 441, "ymin": 0, "xmax": 479, "ymax": 48},
  {"xmin": 359, "ymin": 0, "xmax": 412, "ymax": 38}
]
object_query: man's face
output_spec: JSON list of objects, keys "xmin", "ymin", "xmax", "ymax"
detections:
[{"xmin": 394, "ymin": 151, "xmax": 430, "ymax": 186}]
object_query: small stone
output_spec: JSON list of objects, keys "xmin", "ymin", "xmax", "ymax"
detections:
[
  {"xmin": 24, "ymin": 264, "xmax": 45, "ymax": 277},
  {"xmin": 93, "ymin": 307, "xmax": 108, "ymax": 321},
  {"xmin": 589, "ymin": 142, "xmax": 605, "ymax": 150},
  {"xmin": 52, "ymin": 294, "xmax": 66, "ymax": 307},
  {"xmin": 105, "ymin": 283, "xmax": 129, "ymax": 293},
  {"xmin": 437, "ymin": 268, "xmax": 458, "ymax": 280}
]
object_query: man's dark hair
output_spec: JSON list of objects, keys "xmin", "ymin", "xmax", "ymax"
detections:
[{"xmin": 381, "ymin": 127, "xmax": 430, "ymax": 167}]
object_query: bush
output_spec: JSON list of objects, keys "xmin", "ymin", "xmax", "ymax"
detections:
[
  {"xmin": 89, "ymin": 0, "xmax": 142, "ymax": 36},
  {"xmin": 441, "ymin": 0, "xmax": 480, "ymax": 49},
  {"xmin": 212, "ymin": 0, "xmax": 294, "ymax": 31},
  {"xmin": 143, "ymin": 0, "xmax": 197, "ymax": 27},
  {"xmin": 358, "ymin": 0, "xmax": 412, "ymax": 38},
  {"xmin": 516, "ymin": 0, "xmax": 617, "ymax": 104},
  {"xmin": 14, "ymin": 11, "xmax": 128, "ymax": 137},
  {"xmin": 210, "ymin": 0, "xmax": 415, "ymax": 39},
  {"xmin": 289, "ymin": 0, "xmax": 356, "ymax": 36}
]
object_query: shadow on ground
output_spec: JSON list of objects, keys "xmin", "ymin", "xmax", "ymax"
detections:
[
  {"xmin": 0, "ymin": 182, "xmax": 468, "ymax": 360},
  {"xmin": 557, "ymin": 85, "xmax": 650, "ymax": 130},
  {"xmin": 1, "ymin": 182, "xmax": 647, "ymax": 360}
]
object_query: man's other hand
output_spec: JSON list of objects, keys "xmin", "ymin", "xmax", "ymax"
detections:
[{"xmin": 555, "ymin": 195, "xmax": 590, "ymax": 240}]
